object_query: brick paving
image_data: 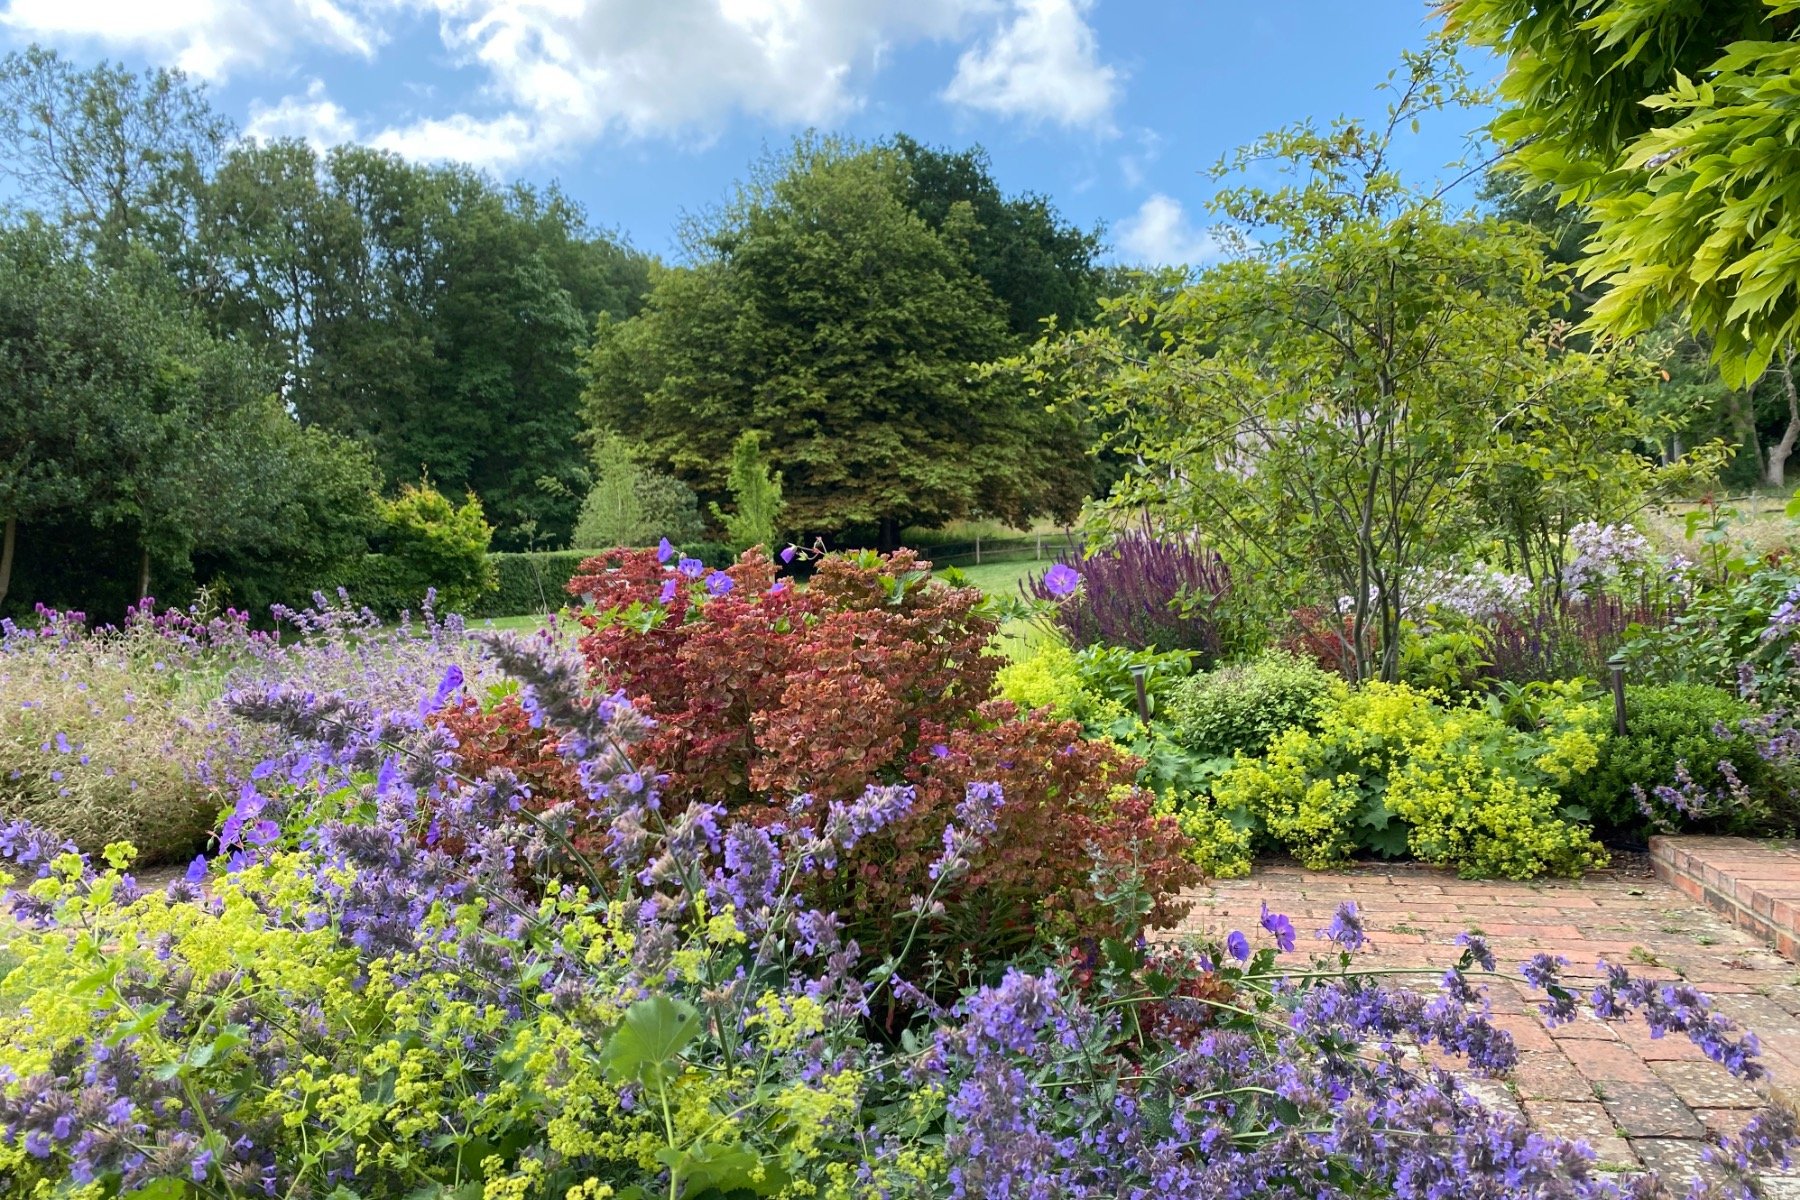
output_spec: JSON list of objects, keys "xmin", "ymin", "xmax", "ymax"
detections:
[{"xmin": 1174, "ymin": 863, "xmax": 1800, "ymax": 1176}]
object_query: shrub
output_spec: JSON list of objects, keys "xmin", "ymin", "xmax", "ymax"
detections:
[
  {"xmin": 1624, "ymin": 565, "xmax": 1800, "ymax": 704},
  {"xmin": 1212, "ymin": 682, "xmax": 1608, "ymax": 878},
  {"xmin": 476, "ymin": 550, "xmax": 596, "ymax": 617},
  {"xmin": 568, "ymin": 546, "xmax": 1002, "ymax": 810},
  {"xmin": 370, "ymin": 480, "xmax": 497, "ymax": 615},
  {"xmin": 1166, "ymin": 648, "xmax": 1344, "ymax": 759},
  {"xmin": 1396, "ymin": 619, "xmax": 1493, "ymax": 698},
  {"xmin": 815, "ymin": 702, "xmax": 1200, "ymax": 975},
  {"xmin": 0, "ymin": 633, "xmax": 1788, "ymax": 1199},
  {"xmin": 1562, "ymin": 683, "xmax": 1773, "ymax": 835},
  {"xmin": 1027, "ymin": 531, "xmax": 1233, "ymax": 659},
  {"xmin": 995, "ymin": 640, "xmax": 1193, "ymax": 729}
]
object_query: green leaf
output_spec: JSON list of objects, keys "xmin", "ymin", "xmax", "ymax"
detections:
[{"xmin": 602, "ymin": 995, "xmax": 702, "ymax": 1088}]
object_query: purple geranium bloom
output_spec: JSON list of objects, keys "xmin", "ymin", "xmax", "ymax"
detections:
[
  {"xmin": 1041, "ymin": 562, "xmax": 1080, "ymax": 598},
  {"xmin": 1226, "ymin": 930, "xmax": 1251, "ymax": 962},
  {"xmin": 780, "ymin": 544, "xmax": 798, "ymax": 564},
  {"xmin": 1260, "ymin": 902, "xmax": 1296, "ymax": 953},
  {"xmin": 659, "ymin": 578, "xmax": 679, "ymax": 605},
  {"xmin": 657, "ymin": 537, "xmax": 676, "ymax": 563},
  {"xmin": 705, "ymin": 571, "xmax": 734, "ymax": 597},
  {"xmin": 677, "ymin": 557, "xmax": 705, "ymax": 578}
]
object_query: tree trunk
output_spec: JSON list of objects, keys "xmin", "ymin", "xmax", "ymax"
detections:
[
  {"xmin": 1768, "ymin": 350, "xmax": 1800, "ymax": 490},
  {"xmin": 137, "ymin": 545, "xmax": 151, "ymax": 601},
  {"xmin": 0, "ymin": 516, "xmax": 14, "ymax": 612},
  {"xmin": 878, "ymin": 517, "xmax": 899, "ymax": 553}
]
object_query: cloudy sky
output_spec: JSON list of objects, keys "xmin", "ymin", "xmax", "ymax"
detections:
[{"xmin": 0, "ymin": 1, "xmax": 1489, "ymax": 264}]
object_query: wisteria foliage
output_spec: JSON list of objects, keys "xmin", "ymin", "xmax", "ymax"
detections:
[{"xmin": 0, "ymin": 629, "xmax": 1793, "ymax": 1199}]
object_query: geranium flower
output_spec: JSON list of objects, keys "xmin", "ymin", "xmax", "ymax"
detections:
[
  {"xmin": 705, "ymin": 571, "xmax": 734, "ymax": 597},
  {"xmin": 1041, "ymin": 562, "xmax": 1080, "ymax": 598},
  {"xmin": 657, "ymin": 537, "xmax": 676, "ymax": 564}
]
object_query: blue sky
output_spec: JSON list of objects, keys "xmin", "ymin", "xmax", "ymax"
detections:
[{"xmin": 0, "ymin": 1, "xmax": 1495, "ymax": 264}]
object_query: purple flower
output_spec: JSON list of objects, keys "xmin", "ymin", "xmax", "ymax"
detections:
[
  {"xmin": 1323, "ymin": 901, "xmax": 1366, "ymax": 952},
  {"xmin": 677, "ymin": 557, "xmax": 705, "ymax": 578},
  {"xmin": 657, "ymin": 537, "xmax": 676, "ymax": 563},
  {"xmin": 1041, "ymin": 562, "xmax": 1080, "ymax": 599},
  {"xmin": 780, "ymin": 544, "xmax": 798, "ymax": 564},
  {"xmin": 1225, "ymin": 930, "xmax": 1250, "ymax": 962},
  {"xmin": 1456, "ymin": 931, "xmax": 1496, "ymax": 972},
  {"xmin": 1259, "ymin": 903, "xmax": 1295, "ymax": 953},
  {"xmin": 659, "ymin": 578, "xmax": 679, "ymax": 605},
  {"xmin": 705, "ymin": 571, "xmax": 734, "ymax": 597}
]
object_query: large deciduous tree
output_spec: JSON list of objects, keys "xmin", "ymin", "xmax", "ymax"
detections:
[
  {"xmin": 584, "ymin": 138, "xmax": 1092, "ymax": 546},
  {"xmin": 0, "ymin": 220, "xmax": 378, "ymax": 617}
]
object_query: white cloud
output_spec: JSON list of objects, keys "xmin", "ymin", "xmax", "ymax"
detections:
[
  {"xmin": 2, "ymin": 0, "xmax": 1125, "ymax": 167},
  {"xmin": 244, "ymin": 78, "xmax": 361, "ymax": 148},
  {"xmin": 0, "ymin": 0, "xmax": 379, "ymax": 79},
  {"xmin": 373, "ymin": 112, "xmax": 540, "ymax": 169},
  {"xmin": 1115, "ymin": 193, "xmax": 1235, "ymax": 267},
  {"xmin": 405, "ymin": 0, "xmax": 987, "ymax": 149},
  {"xmin": 942, "ymin": 0, "xmax": 1116, "ymax": 131}
]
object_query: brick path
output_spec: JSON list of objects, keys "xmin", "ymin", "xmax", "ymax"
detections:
[{"xmin": 1175, "ymin": 864, "xmax": 1800, "ymax": 1179}]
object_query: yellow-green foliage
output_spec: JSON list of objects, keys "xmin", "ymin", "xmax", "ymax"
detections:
[
  {"xmin": 1151, "ymin": 789, "xmax": 1253, "ymax": 879},
  {"xmin": 994, "ymin": 640, "xmax": 1129, "ymax": 726},
  {"xmin": 1212, "ymin": 682, "xmax": 1607, "ymax": 879}
]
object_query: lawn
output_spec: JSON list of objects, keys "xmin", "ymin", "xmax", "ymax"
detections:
[{"xmin": 947, "ymin": 557, "xmax": 1045, "ymax": 600}]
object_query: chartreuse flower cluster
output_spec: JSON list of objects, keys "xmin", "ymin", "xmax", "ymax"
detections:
[
  {"xmin": 1214, "ymin": 681, "xmax": 1608, "ymax": 878},
  {"xmin": 0, "ymin": 630, "xmax": 1792, "ymax": 1199}
]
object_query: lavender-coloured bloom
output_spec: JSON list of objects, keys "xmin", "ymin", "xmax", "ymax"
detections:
[
  {"xmin": 1041, "ymin": 562, "xmax": 1080, "ymax": 599},
  {"xmin": 704, "ymin": 571, "xmax": 734, "ymax": 597},
  {"xmin": 1322, "ymin": 901, "xmax": 1366, "ymax": 951},
  {"xmin": 657, "ymin": 537, "xmax": 676, "ymax": 563},
  {"xmin": 1259, "ymin": 902, "xmax": 1295, "ymax": 953},
  {"xmin": 780, "ymin": 544, "xmax": 798, "ymax": 564},
  {"xmin": 677, "ymin": 557, "xmax": 705, "ymax": 578},
  {"xmin": 1456, "ymin": 931, "xmax": 1496, "ymax": 972},
  {"xmin": 659, "ymin": 578, "xmax": 679, "ymax": 605},
  {"xmin": 1225, "ymin": 930, "xmax": 1251, "ymax": 962}
]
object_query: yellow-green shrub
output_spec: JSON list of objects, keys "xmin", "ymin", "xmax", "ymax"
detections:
[
  {"xmin": 1212, "ymin": 682, "xmax": 1607, "ymax": 879},
  {"xmin": 1151, "ymin": 789, "xmax": 1254, "ymax": 878}
]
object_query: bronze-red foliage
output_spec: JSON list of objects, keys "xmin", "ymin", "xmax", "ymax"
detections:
[{"xmin": 568, "ymin": 546, "xmax": 1001, "ymax": 812}]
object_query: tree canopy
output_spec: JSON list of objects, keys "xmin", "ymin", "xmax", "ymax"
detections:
[
  {"xmin": 584, "ymin": 137, "xmax": 1096, "ymax": 545},
  {"xmin": 1446, "ymin": 0, "xmax": 1800, "ymax": 385}
]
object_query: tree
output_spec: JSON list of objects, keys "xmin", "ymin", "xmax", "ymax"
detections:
[
  {"xmin": 1029, "ymin": 47, "xmax": 1701, "ymax": 680},
  {"xmin": 710, "ymin": 431, "xmax": 785, "ymax": 551},
  {"xmin": 1445, "ymin": 1, "xmax": 1800, "ymax": 385},
  {"xmin": 888, "ymin": 134, "xmax": 1103, "ymax": 337},
  {"xmin": 584, "ymin": 137, "xmax": 1090, "ymax": 546},
  {"xmin": 0, "ymin": 46, "xmax": 228, "ymax": 266},
  {"xmin": 190, "ymin": 140, "xmax": 652, "ymax": 549},
  {"xmin": 572, "ymin": 433, "xmax": 705, "ymax": 549}
]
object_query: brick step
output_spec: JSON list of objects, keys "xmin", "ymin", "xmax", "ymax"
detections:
[{"xmin": 1649, "ymin": 835, "xmax": 1800, "ymax": 961}]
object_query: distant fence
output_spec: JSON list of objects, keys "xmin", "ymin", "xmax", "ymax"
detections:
[{"xmin": 916, "ymin": 532, "xmax": 1074, "ymax": 569}]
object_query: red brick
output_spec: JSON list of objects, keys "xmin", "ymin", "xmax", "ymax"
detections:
[{"xmin": 1565, "ymin": 1040, "xmax": 1658, "ymax": 1084}]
